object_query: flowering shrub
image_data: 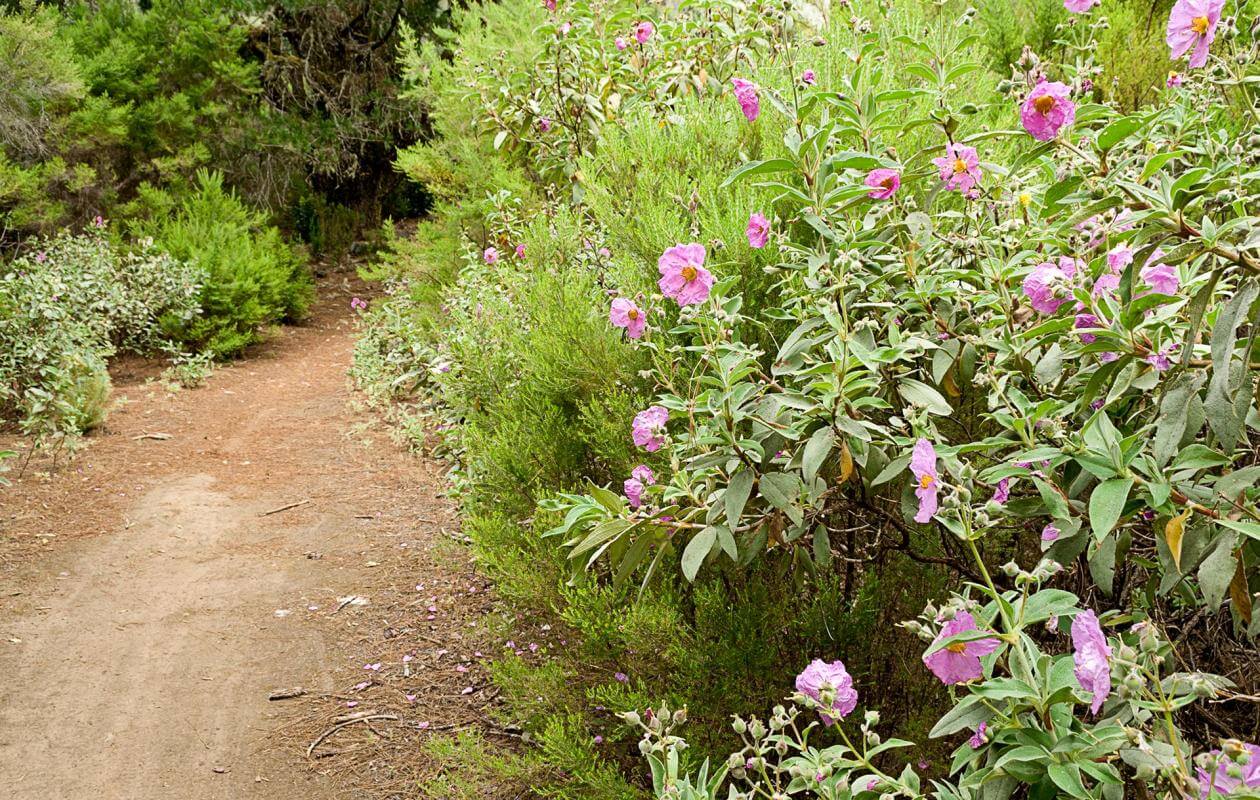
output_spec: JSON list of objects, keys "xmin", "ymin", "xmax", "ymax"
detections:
[
  {"xmin": 361, "ymin": 0, "xmax": 1260, "ymax": 795},
  {"xmin": 625, "ymin": 574, "xmax": 1250, "ymax": 798},
  {"xmin": 0, "ymin": 227, "xmax": 203, "ymax": 447},
  {"xmin": 548, "ymin": 0, "xmax": 1260, "ymax": 633},
  {"xmin": 528, "ymin": 0, "xmax": 1260, "ymax": 794}
]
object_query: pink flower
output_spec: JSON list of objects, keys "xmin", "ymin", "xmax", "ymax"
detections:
[
  {"xmin": 598, "ymin": 247, "xmax": 611, "ymax": 258},
  {"xmin": 350, "ymin": 296, "xmax": 368, "ymax": 311},
  {"xmin": 801, "ymin": 69, "xmax": 817, "ymax": 86},
  {"xmin": 92, "ymin": 215, "xmax": 106, "ymax": 228},
  {"xmin": 542, "ymin": 0, "xmax": 556, "ymax": 10},
  {"xmin": 923, "ymin": 611, "xmax": 1000, "ymax": 685},
  {"xmin": 932, "ymin": 143, "xmax": 982, "ymax": 194},
  {"xmin": 1071, "ymin": 609, "xmax": 1112, "ymax": 714},
  {"xmin": 1167, "ymin": 71, "xmax": 1184, "ymax": 88},
  {"xmin": 1021, "ymin": 81, "xmax": 1076, "ymax": 141},
  {"xmin": 1092, "ymin": 271, "xmax": 1120, "ymax": 300},
  {"xmin": 632, "ymin": 405, "xmax": 669, "ymax": 451},
  {"xmin": 746, "ymin": 212, "xmax": 770, "ymax": 248},
  {"xmin": 1041, "ymin": 523, "xmax": 1060, "ymax": 542},
  {"xmin": 1196, "ymin": 743, "xmax": 1260, "ymax": 798},
  {"xmin": 1023, "ymin": 260, "xmax": 1074, "ymax": 314},
  {"xmin": 1106, "ymin": 245, "xmax": 1133, "ymax": 273},
  {"xmin": 909, "ymin": 438, "xmax": 939, "ymax": 524},
  {"xmin": 657, "ymin": 243, "xmax": 714, "ymax": 306},
  {"xmin": 624, "ymin": 477, "xmax": 646, "ymax": 508},
  {"xmin": 991, "ymin": 478, "xmax": 1010, "ymax": 504},
  {"xmin": 539, "ymin": 116, "xmax": 553, "ymax": 132},
  {"xmin": 1064, "ymin": 0, "xmax": 1099, "ymax": 11},
  {"xmin": 795, "ymin": 659, "xmax": 858, "ymax": 725},
  {"xmin": 1147, "ymin": 345, "xmax": 1177, "ymax": 372},
  {"xmin": 634, "ymin": 20, "xmax": 654, "ymax": 43},
  {"xmin": 1141, "ymin": 256, "xmax": 1179, "ymax": 295},
  {"xmin": 558, "ymin": 21, "xmax": 571, "ymax": 35},
  {"xmin": 1074, "ymin": 313, "xmax": 1100, "ymax": 344},
  {"xmin": 731, "ymin": 78, "xmax": 760, "ymax": 122},
  {"xmin": 1167, "ymin": 0, "xmax": 1224, "ymax": 69},
  {"xmin": 614, "ymin": 671, "xmax": 629, "ymax": 683},
  {"xmin": 609, "ymin": 297, "xmax": 647, "ymax": 339},
  {"xmin": 515, "ymin": 244, "xmax": 526, "ymax": 258},
  {"xmin": 968, "ymin": 722, "xmax": 989, "ymax": 748},
  {"xmin": 35, "ymin": 251, "xmax": 47, "ymax": 263},
  {"xmin": 483, "ymin": 247, "xmax": 499, "ymax": 264},
  {"xmin": 615, "ymin": 36, "xmax": 627, "ymax": 50},
  {"xmin": 631, "ymin": 464, "xmax": 655, "ymax": 485},
  {"xmin": 864, "ymin": 168, "xmax": 901, "ymax": 200}
]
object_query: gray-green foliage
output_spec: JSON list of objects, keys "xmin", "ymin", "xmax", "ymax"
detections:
[{"xmin": 0, "ymin": 228, "xmax": 204, "ymax": 446}]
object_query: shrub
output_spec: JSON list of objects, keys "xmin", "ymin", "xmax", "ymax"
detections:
[
  {"xmin": 363, "ymin": 0, "xmax": 1260, "ymax": 796},
  {"xmin": 0, "ymin": 227, "xmax": 203, "ymax": 446},
  {"xmin": 132, "ymin": 170, "xmax": 312, "ymax": 358}
]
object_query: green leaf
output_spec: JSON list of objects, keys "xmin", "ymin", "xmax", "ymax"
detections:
[
  {"xmin": 802, "ymin": 427, "xmax": 834, "ymax": 485},
  {"xmin": 724, "ymin": 468, "xmax": 754, "ymax": 527},
  {"xmin": 1216, "ymin": 519, "xmax": 1260, "ymax": 542},
  {"xmin": 681, "ymin": 526, "xmax": 717, "ymax": 581},
  {"xmin": 898, "ymin": 378, "xmax": 953, "ymax": 415},
  {"xmin": 929, "ymin": 695, "xmax": 991, "ymax": 738},
  {"xmin": 720, "ymin": 158, "xmax": 797, "ymax": 188},
  {"xmin": 759, "ymin": 472, "xmax": 803, "ymax": 525},
  {"xmin": 1198, "ymin": 532, "xmax": 1239, "ymax": 609},
  {"xmin": 1096, "ymin": 115, "xmax": 1143, "ymax": 151},
  {"xmin": 715, "ymin": 524, "xmax": 738, "ymax": 561},
  {"xmin": 1089, "ymin": 478, "xmax": 1132, "ymax": 541},
  {"xmin": 1152, "ymin": 374, "xmax": 1199, "ymax": 467},
  {"xmin": 1047, "ymin": 763, "xmax": 1090, "ymax": 799},
  {"xmin": 1204, "ymin": 280, "xmax": 1259, "ymax": 453},
  {"xmin": 1089, "ymin": 534, "xmax": 1118, "ymax": 596}
]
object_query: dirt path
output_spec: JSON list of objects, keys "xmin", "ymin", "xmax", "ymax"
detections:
[{"xmin": 0, "ymin": 278, "xmax": 487, "ymax": 799}]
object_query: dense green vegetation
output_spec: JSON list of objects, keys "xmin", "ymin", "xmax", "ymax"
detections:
[
  {"xmin": 1, "ymin": 0, "xmax": 441, "ymax": 443},
  {"xmin": 5, "ymin": 0, "xmax": 1259, "ymax": 796},
  {"xmin": 353, "ymin": 0, "xmax": 1260, "ymax": 797}
]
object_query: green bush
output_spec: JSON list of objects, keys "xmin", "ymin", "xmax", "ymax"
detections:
[{"xmin": 132, "ymin": 170, "xmax": 312, "ymax": 358}]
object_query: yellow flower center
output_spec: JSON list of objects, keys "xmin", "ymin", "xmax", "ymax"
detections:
[
  {"xmin": 1033, "ymin": 94, "xmax": 1056, "ymax": 115},
  {"xmin": 952, "ymin": 158, "xmax": 969, "ymax": 174},
  {"xmin": 627, "ymin": 308, "xmax": 639, "ymax": 320},
  {"xmin": 1191, "ymin": 16, "xmax": 1209, "ymax": 34},
  {"xmin": 919, "ymin": 474, "xmax": 935, "ymax": 489},
  {"xmin": 681, "ymin": 265, "xmax": 698, "ymax": 282},
  {"xmin": 1018, "ymin": 192, "xmax": 1032, "ymax": 207},
  {"xmin": 946, "ymin": 642, "xmax": 968, "ymax": 654}
]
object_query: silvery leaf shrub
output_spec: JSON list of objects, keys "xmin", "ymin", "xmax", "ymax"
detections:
[{"xmin": 0, "ymin": 225, "xmax": 203, "ymax": 446}]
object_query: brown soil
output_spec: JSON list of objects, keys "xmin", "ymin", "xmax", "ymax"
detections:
[{"xmin": 0, "ymin": 276, "xmax": 507, "ymax": 799}]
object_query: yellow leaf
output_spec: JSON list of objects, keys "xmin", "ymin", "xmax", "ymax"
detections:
[
  {"xmin": 839, "ymin": 440, "xmax": 854, "ymax": 484},
  {"xmin": 1164, "ymin": 509, "xmax": 1190, "ymax": 572},
  {"xmin": 943, "ymin": 368, "xmax": 960, "ymax": 398},
  {"xmin": 1229, "ymin": 552, "xmax": 1252, "ymax": 626}
]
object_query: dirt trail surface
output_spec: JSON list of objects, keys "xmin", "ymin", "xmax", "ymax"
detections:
[{"xmin": 0, "ymin": 278, "xmax": 491, "ymax": 799}]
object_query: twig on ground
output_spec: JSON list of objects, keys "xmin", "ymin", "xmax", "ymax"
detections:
[
  {"xmin": 259, "ymin": 499, "xmax": 311, "ymax": 517},
  {"xmin": 307, "ymin": 714, "xmax": 398, "ymax": 759}
]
